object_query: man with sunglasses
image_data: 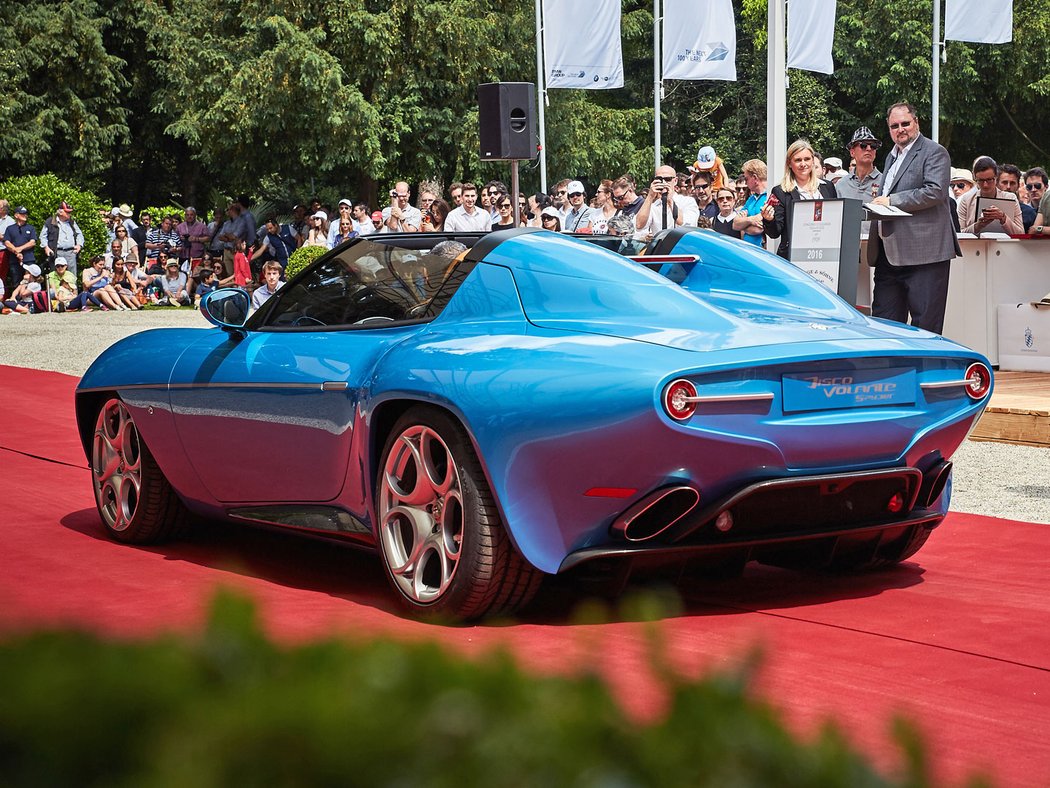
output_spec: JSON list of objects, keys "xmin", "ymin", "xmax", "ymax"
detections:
[
  {"xmin": 835, "ymin": 126, "xmax": 883, "ymax": 203},
  {"xmin": 609, "ymin": 177, "xmax": 643, "ymax": 221},
  {"xmin": 635, "ymin": 165, "xmax": 699, "ymax": 240},
  {"xmin": 998, "ymin": 164, "xmax": 1035, "ymax": 232},
  {"xmin": 866, "ymin": 102, "xmax": 959, "ymax": 334},
  {"xmin": 1024, "ymin": 168, "xmax": 1048, "ymax": 233},
  {"xmin": 562, "ymin": 181, "xmax": 593, "ymax": 233}
]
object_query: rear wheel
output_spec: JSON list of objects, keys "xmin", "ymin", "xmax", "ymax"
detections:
[
  {"xmin": 376, "ymin": 407, "xmax": 542, "ymax": 620},
  {"xmin": 91, "ymin": 398, "xmax": 187, "ymax": 544}
]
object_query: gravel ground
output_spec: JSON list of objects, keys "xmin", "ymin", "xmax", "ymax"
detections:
[{"xmin": 3, "ymin": 309, "xmax": 1048, "ymax": 524}]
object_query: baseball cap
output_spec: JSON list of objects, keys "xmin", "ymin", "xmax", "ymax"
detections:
[
  {"xmin": 14, "ymin": 206, "xmax": 27, "ymax": 215},
  {"xmin": 370, "ymin": 211, "xmax": 383, "ymax": 221},
  {"xmin": 566, "ymin": 180, "xmax": 585, "ymax": 196},
  {"xmin": 540, "ymin": 206, "xmax": 561, "ymax": 219},
  {"xmin": 824, "ymin": 156, "xmax": 843, "ymax": 170},
  {"xmin": 54, "ymin": 259, "xmax": 68, "ymax": 267},
  {"xmin": 312, "ymin": 210, "xmax": 328, "ymax": 220},
  {"xmin": 338, "ymin": 198, "xmax": 352, "ymax": 207},
  {"xmin": 696, "ymin": 145, "xmax": 717, "ymax": 170},
  {"xmin": 110, "ymin": 206, "xmax": 121, "ymax": 217},
  {"xmin": 25, "ymin": 263, "xmax": 41, "ymax": 276}
]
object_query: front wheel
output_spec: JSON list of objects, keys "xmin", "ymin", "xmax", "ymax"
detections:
[
  {"xmin": 376, "ymin": 407, "xmax": 542, "ymax": 620},
  {"xmin": 91, "ymin": 398, "xmax": 187, "ymax": 544}
]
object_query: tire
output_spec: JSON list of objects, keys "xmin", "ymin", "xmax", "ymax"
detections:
[
  {"xmin": 91, "ymin": 397, "xmax": 188, "ymax": 544},
  {"xmin": 376, "ymin": 407, "xmax": 543, "ymax": 620}
]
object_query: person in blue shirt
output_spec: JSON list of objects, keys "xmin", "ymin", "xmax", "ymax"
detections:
[
  {"xmin": 732, "ymin": 159, "xmax": 769, "ymax": 246},
  {"xmin": 3, "ymin": 206, "xmax": 38, "ymax": 288}
]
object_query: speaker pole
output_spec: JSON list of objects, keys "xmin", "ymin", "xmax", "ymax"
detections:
[
  {"xmin": 510, "ymin": 161, "xmax": 521, "ymax": 226},
  {"xmin": 653, "ymin": 0, "xmax": 661, "ymax": 167}
]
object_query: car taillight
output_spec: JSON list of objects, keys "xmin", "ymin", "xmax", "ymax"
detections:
[
  {"xmin": 663, "ymin": 379, "xmax": 698, "ymax": 421},
  {"xmin": 963, "ymin": 362, "xmax": 991, "ymax": 400}
]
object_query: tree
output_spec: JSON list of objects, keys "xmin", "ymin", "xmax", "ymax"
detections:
[{"xmin": 0, "ymin": 0, "xmax": 129, "ymax": 189}]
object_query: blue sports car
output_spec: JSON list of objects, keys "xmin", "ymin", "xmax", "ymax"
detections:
[{"xmin": 77, "ymin": 228, "xmax": 993, "ymax": 619}]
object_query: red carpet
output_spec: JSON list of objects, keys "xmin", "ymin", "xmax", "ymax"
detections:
[{"xmin": 2, "ymin": 364, "xmax": 1049, "ymax": 786}]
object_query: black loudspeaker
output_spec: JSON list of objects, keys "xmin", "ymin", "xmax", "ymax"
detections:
[{"xmin": 477, "ymin": 82, "xmax": 538, "ymax": 161}]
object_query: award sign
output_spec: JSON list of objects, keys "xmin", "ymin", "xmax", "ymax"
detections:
[{"xmin": 788, "ymin": 198, "xmax": 863, "ymax": 303}]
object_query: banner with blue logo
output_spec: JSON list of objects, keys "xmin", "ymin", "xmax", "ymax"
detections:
[{"xmin": 662, "ymin": 0, "xmax": 737, "ymax": 81}]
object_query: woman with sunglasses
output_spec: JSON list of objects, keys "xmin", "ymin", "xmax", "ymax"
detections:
[
  {"xmin": 303, "ymin": 211, "xmax": 329, "ymax": 247},
  {"xmin": 588, "ymin": 180, "xmax": 617, "ymax": 234},
  {"xmin": 538, "ymin": 206, "xmax": 561, "ymax": 232},
  {"xmin": 113, "ymin": 223, "xmax": 139, "ymax": 264},
  {"xmin": 491, "ymin": 197, "xmax": 517, "ymax": 230}
]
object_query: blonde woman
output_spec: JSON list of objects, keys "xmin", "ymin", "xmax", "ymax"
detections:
[{"xmin": 760, "ymin": 139, "xmax": 837, "ymax": 259}]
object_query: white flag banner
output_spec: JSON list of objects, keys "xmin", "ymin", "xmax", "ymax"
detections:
[
  {"xmin": 945, "ymin": 0, "xmax": 1012, "ymax": 43},
  {"xmin": 787, "ymin": 0, "xmax": 837, "ymax": 74},
  {"xmin": 662, "ymin": 0, "xmax": 737, "ymax": 81},
  {"xmin": 542, "ymin": 0, "xmax": 624, "ymax": 89}
]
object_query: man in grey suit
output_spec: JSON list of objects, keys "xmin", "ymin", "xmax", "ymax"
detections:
[{"xmin": 866, "ymin": 102, "xmax": 960, "ymax": 334}]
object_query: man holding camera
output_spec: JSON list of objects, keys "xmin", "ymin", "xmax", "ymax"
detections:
[
  {"xmin": 145, "ymin": 214, "xmax": 183, "ymax": 271},
  {"xmin": 383, "ymin": 182, "xmax": 422, "ymax": 233},
  {"xmin": 634, "ymin": 165, "xmax": 699, "ymax": 241}
]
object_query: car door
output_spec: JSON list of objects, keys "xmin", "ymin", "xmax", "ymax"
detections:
[{"xmin": 169, "ymin": 240, "xmax": 435, "ymax": 504}]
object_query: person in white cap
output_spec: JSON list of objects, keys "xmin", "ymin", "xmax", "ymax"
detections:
[
  {"xmin": 561, "ymin": 181, "xmax": 593, "ymax": 232},
  {"xmin": 327, "ymin": 198, "xmax": 355, "ymax": 248},
  {"xmin": 304, "ymin": 211, "xmax": 329, "ymax": 247},
  {"xmin": 693, "ymin": 145, "xmax": 729, "ymax": 192}
]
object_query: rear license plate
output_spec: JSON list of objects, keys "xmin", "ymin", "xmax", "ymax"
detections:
[{"xmin": 782, "ymin": 367, "xmax": 916, "ymax": 412}]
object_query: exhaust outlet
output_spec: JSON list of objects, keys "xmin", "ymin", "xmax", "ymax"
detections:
[
  {"xmin": 918, "ymin": 460, "xmax": 952, "ymax": 508},
  {"xmin": 611, "ymin": 486, "xmax": 700, "ymax": 542}
]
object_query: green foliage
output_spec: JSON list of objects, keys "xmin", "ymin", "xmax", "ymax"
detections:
[
  {"xmin": 0, "ymin": 590, "xmax": 943, "ymax": 788},
  {"xmin": 285, "ymin": 243, "xmax": 327, "ymax": 279},
  {"xmin": 0, "ymin": 0, "xmax": 129, "ymax": 186},
  {"xmin": 0, "ymin": 174, "xmax": 108, "ymax": 267}
]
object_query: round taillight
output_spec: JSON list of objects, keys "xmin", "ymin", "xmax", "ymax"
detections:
[
  {"xmin": 963, "ymin": 362, "xmax": 991, "ymax": 400},
  {"xmin": 663, "ymin": 379, "xmax": 698, "ymax": 421},
  {"xmin": 886, "ymin": 493, "xmax": 905, "ymax": 514}
]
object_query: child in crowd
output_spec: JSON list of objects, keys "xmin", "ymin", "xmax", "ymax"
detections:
[
  {"xmin": 712, "ymin": 188, "xmax": 742, "ymax": 239},
  {"xmin": 233, "ymin": 239, "xmax": 251, "ymax": 287},
  {"xmin": 194, "ymin": 268, "xmax": 218, "ymax": 308}
]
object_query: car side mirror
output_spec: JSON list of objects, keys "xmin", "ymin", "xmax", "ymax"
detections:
[{"xmin": 200, "ymin": 288, "xmax": 250, "ymax": 333}]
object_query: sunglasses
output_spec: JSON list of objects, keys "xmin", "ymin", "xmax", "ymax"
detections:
[
  {"xmin": 693, "ymin": 184, "xmax": 710, "ymax": 190},
  {"xmin": 653, "ymin": 176, "xmax": 675, "ymax": 182},
  {"xmin": 889, "ymin": 120, "xmax": 912, "ymax": 130},
  {"xmin": 611, "ymin": 193, "xmax": 627, "ymax": 203},
  {"xmin": 1026, "ymin": 183, "xmax": 1045, "ymax": 190},
  {"xmin": 568, "ymin": 192, "xmax": 584, "ymax": 198},
  {"xmin": 498, "ymin": 202, "xmax": 512, "ymax": 209},
  {"xmin": 541, "ymin": 215, "xmax": 557, "ymax": 222},
  {"xmin": 854, "ymin": 142, "xmax": 879, "ymax": 150},
  {"xmin": 951, "ymin": 182, "xmax": 970, "ymax": 189}
]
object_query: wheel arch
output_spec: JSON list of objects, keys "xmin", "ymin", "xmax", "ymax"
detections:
[
  {"xmin": 75, "ymin": 390, "xmax": 116, "ymax": 462},
  {"xmin": 366, "ymin": 397, "xmax": 514, "ymax": 543}
]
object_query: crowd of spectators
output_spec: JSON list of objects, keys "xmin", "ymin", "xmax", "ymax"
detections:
[{"xmin": 2, "ymin": 136, "xmax": 1047, "ymax": 317}]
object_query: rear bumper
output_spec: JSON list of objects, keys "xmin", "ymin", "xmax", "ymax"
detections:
[{"xmin": 559, "ymin": 464, "xmax": 949, "ymax": 572}]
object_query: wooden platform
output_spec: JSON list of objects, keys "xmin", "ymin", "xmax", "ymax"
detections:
[{"xmin": 971, "ymin": 371, "xmax": 1050, "ymax": 447}]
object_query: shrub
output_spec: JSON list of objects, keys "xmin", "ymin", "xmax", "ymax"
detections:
[
  {"xmin": 285, "ymin": 243, "xmax": 327, "ymax": 279},
  {"xmin": 0, "ymin": 591, "xmax": 939, "ymax": 788},
  {"xmin": 0, "ymin": 174, "xmax": 107, "ymax": 269}
]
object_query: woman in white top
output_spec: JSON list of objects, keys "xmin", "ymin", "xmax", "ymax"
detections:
[{"xmin": 589, "ymin": 180, "xmax": 617, "ymax": 234}]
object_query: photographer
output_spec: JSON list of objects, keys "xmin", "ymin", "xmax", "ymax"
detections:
[
  {"xmin": 634, "ymin": 165, "xmax": 699, "ymax": 241},
  {"xmin": 144, "ymin": 214, "xmax": 183, "ymax": 270},
  {"xmin": 382, "ymin": 181, "xmax": 422, "ymax": 233}
]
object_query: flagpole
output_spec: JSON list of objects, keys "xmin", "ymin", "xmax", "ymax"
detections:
[
  {"xmin": 654, "ymin": 0, "xmax": 662, "ymax": 167},
  {"xmin": 767, "ymin": 0, "xmax": 787, "ymax": 200},
  {"xmin": 931, "ymin": 0, "xmax": 940, "ymax": 142},
  {"xmin": 535, "ymin": 0, "xmax": 548, "ymax": 192}
]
